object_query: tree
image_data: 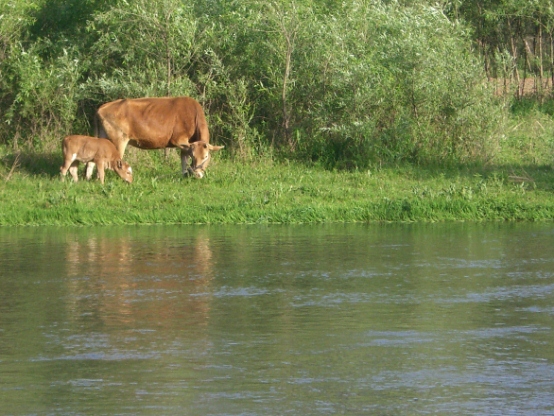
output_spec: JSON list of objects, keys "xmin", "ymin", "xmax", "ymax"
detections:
[{"xmin": 88, "ymin": 0, "xmax": 197, "ymax": 99}]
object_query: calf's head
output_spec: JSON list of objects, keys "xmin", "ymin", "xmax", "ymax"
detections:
[
  {"xmin": 114, "ymin": 160, "xmax": 134, "ymax": 183},
  {"xmin": 181, "ymin": 141, "xmax": 224, "ymax": 178}
]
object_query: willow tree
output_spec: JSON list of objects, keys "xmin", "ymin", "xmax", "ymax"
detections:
[
  {"xmin": 289, "ymin": 1, "xmax": 502, "ymax": 166},
  {"xmin": 0, "ymin": 1, "xmax": 89, "ymax": 149},
  {"xmin": 0, "ymin": 1, "xmax": 38, "ymax": 147},
  {"xmin": 88, "ymin": 0, "xmax": 197, "ymax": 99}
]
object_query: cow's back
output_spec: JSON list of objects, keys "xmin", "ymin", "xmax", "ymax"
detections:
[{"xmin": 97, "ymin": 97, "xmax": 209, "ymax": 149}]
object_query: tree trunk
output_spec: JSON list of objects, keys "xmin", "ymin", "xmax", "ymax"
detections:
[
  {"xmin": 551, "ymin": 33, "xmax": 554, "ymax": 90},
  {"xmin": 523, "ymin": 37, "xmax": 533, "ymax": 94},
  {"xmin": 510, "ymin": 35, "xmax": 521, "ymax": 98},
  {"xmin": 538, "ymin": 21, "xmax": 543, "ymax": 91},
  {"xmin": 282, "ymin": 37, "xmax": 292, "ymax": 150}
]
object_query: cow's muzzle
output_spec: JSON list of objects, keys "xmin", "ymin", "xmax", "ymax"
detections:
[
  {"xmin": 187, "ymin": 167, "xmax": 204, "ymax": 179},
  {"xmin": 188, "ymin": 157, "xmax": 208, "ymax": 178}
]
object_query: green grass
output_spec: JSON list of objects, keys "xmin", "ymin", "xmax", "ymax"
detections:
[{"xmin": 1, "ymin": 147, "xmax": 554, "ymax": 226}]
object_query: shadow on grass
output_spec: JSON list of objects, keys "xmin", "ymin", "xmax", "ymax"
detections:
[
  {"xmin": 294, "ymin": 156, "xmax": 554, "ymax": 191},
  {"xmin": 3, "ymin": 151, "xmax": 61, "ymax": 179},
  {"xmin": 414, "ymin": 162, "xmax": 553, "ymax": 187},
  {"xmin": 394, "ymin": 163, "xmax": 554, "ymax": 191},
  {"xmin": 2, "ymin": 149, "xmax": 187, "ymax": 182},
  {"xmin": 2, "ymin": 149, "xmax": 554, "ymax": 192}
]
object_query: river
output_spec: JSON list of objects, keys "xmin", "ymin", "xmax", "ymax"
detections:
[{"xmin": 1, "ymin": 224, "xmax": 554, "ymax": 415}]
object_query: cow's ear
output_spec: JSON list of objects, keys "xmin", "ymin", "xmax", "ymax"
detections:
[
  {"xmin": 117, "ymin": 160, "xmax": 122, "ymax": 169},
  {"xmin": 209, "ymin": 145, "xmax": 224, "ymax": 152}
]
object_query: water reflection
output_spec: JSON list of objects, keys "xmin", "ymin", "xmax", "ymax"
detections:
[
  {"xmin": 1, "ymin": 224, "xmax": 554, "ymax": 415},
  {"xmin": 64, "ymin": 227, "xmax": 215, "ymax": 329}
]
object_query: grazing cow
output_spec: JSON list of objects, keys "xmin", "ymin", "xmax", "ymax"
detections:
[
  {"xmin": 60, "ymin": 135, "xmax": 133, "ymax": 184},
  {"xmin": 95, "ymin": 96, "xmax": 224, "ymax": 178}
]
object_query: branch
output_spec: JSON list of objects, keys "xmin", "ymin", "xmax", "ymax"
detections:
[{"xmin": 5, "ymin": 153, "xmax": 21, "ymax": 182}]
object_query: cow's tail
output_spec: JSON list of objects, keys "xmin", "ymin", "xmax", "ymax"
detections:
[
  {"xmin": 94, "ymin": 111, "xmax": 107, "ymax": 139},
  {"xmin": 195, "ymin": 103, "xmax": 210, "ymax": 143}
]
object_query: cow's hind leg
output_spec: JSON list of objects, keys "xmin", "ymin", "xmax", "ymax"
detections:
[
  {"xmin": 115, "ymin": 140, "xmax": 129, "ymax": 159},
  {"xmin": 100, "ymin": 117, "xmax": 129, "ymax": 157}
]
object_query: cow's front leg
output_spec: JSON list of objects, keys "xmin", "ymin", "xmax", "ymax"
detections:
[{"xmin": 180, "ymin": 150, "xmax": 192, "ymax": 176}]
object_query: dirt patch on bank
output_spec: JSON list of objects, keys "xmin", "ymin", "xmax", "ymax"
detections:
[{"xmin": 491, "ymin": 77, "xmax": 554, "ymax": 96}]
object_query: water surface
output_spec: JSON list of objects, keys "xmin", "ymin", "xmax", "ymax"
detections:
[{"xmin": 1, "ymin": 224, "xmax": 554, "ymax": 415}]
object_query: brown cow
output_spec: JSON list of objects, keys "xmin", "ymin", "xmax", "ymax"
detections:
[
  {"xmin": 95, "ymin": 96, "xmax": 224, "ymax": 178},
  {"xmin": 60, "ymin": 135, "xmax": 133, "ymax": 184}
]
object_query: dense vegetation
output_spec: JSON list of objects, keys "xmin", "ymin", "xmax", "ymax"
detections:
[
  {"xmin": 2, "ymin": 0, "xmax": 539, "ymax": 164},
  {"xmin": 1, "ymin": 0, "xmax": 554, "ymax": 225}
]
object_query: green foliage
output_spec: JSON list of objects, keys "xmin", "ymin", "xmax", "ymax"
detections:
[
  {"xmin": 0, "ymin": 1, "xmax": 39, "ymax": 143},
  {"xmin": 0, "ymin": 1, "xmax": 38, "ymax": 58},
  {"xmin": 199, "ymin": 0, "xmax": 502, "ymax": 166},
  {"xmin": 289, "ymin": 2, "xmax": 501, "ymax": 166},
  {"xmin": 0, "ymin": 0, "xmax": 534, "ymax": 168},
  {"xmin": 197, "ymin": 50, "xmax": 260, "ymax": 158},
  {"xmin": 29, "ymin": 0, "xmax": 108, "ymax": 41},
  {"xmin": 5, "ymin": 46, "xmax": 83, "ymax": 150},
  {"xmin": 88, "ymin": 0, "xmax": 197, "ymax": 99}
]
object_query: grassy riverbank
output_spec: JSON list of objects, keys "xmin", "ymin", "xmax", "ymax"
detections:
[
  {"xmin": 3, "ymin": 1, "xmax": 554, "ymax": 227},
  {"xmin": 1, "ymin": 147, "xmax": 554, "ymax": 226}
]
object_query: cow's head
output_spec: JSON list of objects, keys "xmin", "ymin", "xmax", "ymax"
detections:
[
  {"xmin": 181, "ymin": 141, "xmax": 224, "ymax": 178},
  {"xmin": 115, "ymin": 160, "xmax": 134, "ymax": 183}
]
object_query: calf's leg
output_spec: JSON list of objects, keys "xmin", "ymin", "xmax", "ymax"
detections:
[
  {"xmin": 60, "ymin": 158, "xmax": 80, "ymax": 182},
  {"xmin": 69, "ymin": 161, "xmax": 80, "ymax": 182},
  {"xmin": 96, "ymin": 161, "xmax": 106, "ymax": 185},
  {"xmin": 85, "ymin": 162, "xmax": 96, "ymax": 180}
]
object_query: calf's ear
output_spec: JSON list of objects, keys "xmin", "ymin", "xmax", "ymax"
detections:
[{"xmin": 208, "ymin": 145, "xmax": 224, "ymax": 152}]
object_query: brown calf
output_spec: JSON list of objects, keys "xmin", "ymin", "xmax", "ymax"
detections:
[{"xmin": 60, "ymin": 135, "xmax": 133, "ymax": 184}]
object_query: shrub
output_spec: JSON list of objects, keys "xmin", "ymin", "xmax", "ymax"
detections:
[{"xmin": 289, "ymin": 1, "xmax": 503, "ymax": 167}]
